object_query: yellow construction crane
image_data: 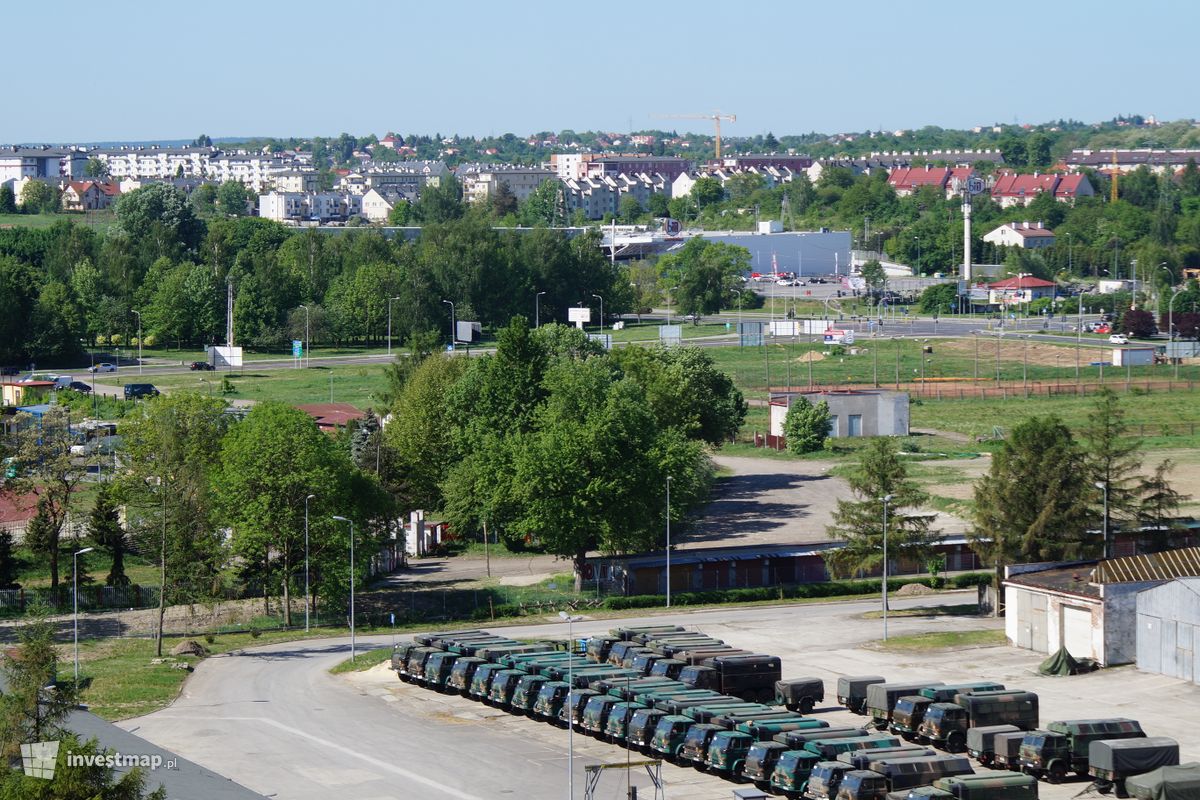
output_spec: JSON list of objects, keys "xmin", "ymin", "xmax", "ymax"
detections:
[{"xmin": 654, "ymin": 111, "xmax": 737, "ymax": 158}]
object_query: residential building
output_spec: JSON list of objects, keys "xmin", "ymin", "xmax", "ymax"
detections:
[
  {"xmin": 708, "ymin": 155, "xmax": 813, "ymax": 172},
  {"xmin": 983, "ymin": 221, "xmax": 1057, "ymax": 250},
  {"xmin": 257, "ymin": 191, "xmax": 360, "ymax": 223},
  {"xmin": 887, "ymin": 165, "xmax": 952, "ymax": 196},
  {"xmin": 94, "ymin": 146, "xmax": 213, "ymax": 180},
  {"xmin": 585, "ymin": 155, "xmax": 690, "ymax": 181},
  {"xmin": 60, "ymin": 180, "xmax": 120, "ymax": 211},
  {"xmin": 361, "ymin": 186, "xmax": 416, "ymax": 222},
  {"xmin": 985, "ymin": 273, "xmax": 1058, "ymax": 306},
  {"xmin": 458, "ymin": 165, "xmax": 557, "ymax": 204},
  {"xmin": 295, "ymin": 402, "xmax": 365, "ymax": 432},
  {"xmin": 991, "ymin": 171, "xmax": 1093, "ymax": 207},
  {"xmin": 0, "ymin": 146, "xmax": 88, "ymax": 182},
  {"xmin": 1064, "ymin": 148, "xmax": 1200, "ymax": 174},
  {"xmin": 272, "ymin": 170, "xmax": 320, "ymax": 193},
  {"xmin": 562, "ymin": 176, "xmax": 617, "ymax": 220}
]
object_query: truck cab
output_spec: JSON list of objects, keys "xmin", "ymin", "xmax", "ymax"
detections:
[
  {"xmin": 603, "ymin": 701, "xmax": 646, "ymax": 743},
  {"xmin": 1019, "ymin": 719, "xmax": 1144, "ymax": 783},
  {"xmin": 446, "ymin": 656, "xmax": 486, "ymax": 695},
  {"xmin": 890, "ymin": 696, "xmax": 933, "ymax": 740},
  {"xmin": 650, "ymin": 715, "xmax": 696, "ymax": 760},
  {"xmin": 630, "ymin": 651, "xmax": 663, "ymax": 675},
  {"xmin": 404, "ymin": 647, "xmax": 441, "ymax": 684},
  {"xmin": 468, "ymin": 662, "xmax": 506, "ymax": 700},
  {"xmin": 769, "ymin": 749, "xmax": 823, "ymax": 798},
  {"xmin": 487, "ymin": 669, "xmax": 527, "ymax": 707},
  {"xmin": 422, "ymin": 651, "xmax": 460, "ymax": 690},
  {"xmin": 649, "ymin": 658, "xmax": 687, "ymax": 680},
  {"xmin": 707, "ymin": 730, "xmax": 755, "ymax": 775},
  {"xmin": 678, "ymin": 723, "xmax": 724, "ymax": 767},
  {"xmin": 561, "ymin": 688, "xmax": 600, "ymax": 728},
  {"xmin": 836, "ymin": 769, "xmax": 889, "ymax": 800},
  {"xmin": 743, "ymin": 741, "xmax": 791, "ymax": 788},
  {"xmin": 627, "ymin": 708, "xmax": 669, "ymax": 752},
  {"xmin": 581, "ymin": 695, "xmax": 622, "ymax": 736},
  {"xmin": 804, "ymin": 760, "xmax": 853, "ymax": 800},
  {"xmin": 510, "ymin": 673, "xmax": 548, "ymax": 714},
  {"xmin": 532, "ymin": 680, "xmax": 571, "ymax": 721}
]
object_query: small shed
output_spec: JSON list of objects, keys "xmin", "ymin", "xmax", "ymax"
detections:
[
  {"xmin": 1112, "ymin": 347, "xmax": 1155, "ymax": 367},
  {"xmin": 1136, "ymin": 577, "xmax": 1200, "ymax": 685},
  {"xmin": 769, "ymin": 389, "xmax": 909, "ymax": 439}
]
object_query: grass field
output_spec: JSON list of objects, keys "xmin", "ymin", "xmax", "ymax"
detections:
[
  {"xmin": 0, "ymin": 212, "xmax": 115, "ymax": 230},
  {"xmin": 871, "ymin": 629, "xmax": 1005, "ymax": 652},
  {"xmin": 109, "ymin": 365, "xmax": 389, "ymax": 409},
  {"xmin": 329, "ymin": 646, "xmax": 393, "ymax": 674}
]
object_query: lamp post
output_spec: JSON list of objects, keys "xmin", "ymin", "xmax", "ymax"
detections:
[
  {"xmin": 131, "ymin": 310, "xmax": 142, "ymax": 374},
  {"xmin": 880, "ymin": 495, "xmax": 893, "ymax": 641},
  {"xmin": 331, "ymin": 515, "xmax": 355, "ymax": 660},
  {"xmin": 386, "ymin": 296, "xmax": 401, "ymax": 356},
  {"xmin": 665, "ymin": 475, "xmax": 672, "ymax": 608},
  {"xmin": 441, "ymin": 300, "xmax": 456, "ymax": 348},
  {"xmin": 1169, "ymin": 287, "xmax": 1185, "ymax": 381},
  {"xmin": 300, "ymin": 304, "xmax": 311, "ymax": 367},
  {"xmin": 1095, "ymin": 481, "xmax": 1109, "ymax": 560},
  {"xmin": 73, "ymin": 546, "xmax": 94, "ymax": 684},
  {"xmin": 535, "ymin": 291, "xmax": 546, "ymax": 328},
  {"xmin": 1066, "ymin": 232, "xmax": 1073, "ymax": 276},
  {"xmin": 591, "ymin": 293, "xmax": 603, "ymax": 335},
  {"xmin": 304, "ymin": 494, "xmax": 315, "ymax": 632},
  {"xmin": 913, "ymin": 237, "xmax": 920, "ymax": 275},
  {"xmin": 559, "ymin": 611, "xmax": 583, "ymax": 800}
]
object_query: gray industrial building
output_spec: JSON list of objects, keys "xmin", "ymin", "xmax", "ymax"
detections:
[
  {"xmin": 769, "ymin": 389, "xmax": 909, "ymax": 440},
  {"xmin": 1136, "ymin": 577, "xmax": 1200, "ymax": 685}
]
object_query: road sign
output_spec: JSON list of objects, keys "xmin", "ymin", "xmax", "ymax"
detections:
[
  {"xmin": 292, "ymin": 340, "xmax": 303, "ymax": 358},
  {"xmin": 967, "ymin": 177, "xmax": 986, "ymax": 195}
]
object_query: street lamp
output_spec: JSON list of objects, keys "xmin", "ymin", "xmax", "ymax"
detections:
[
  {"xmin": 591, "ymin": 293, "xmax": 603, "ymax": 336},
  {"xmin": 913, "ymin": 237, "xmax": 920, "ymax": 275},
  {"xmin": 1169, "ymin": 287, "xmax": 1185, "ymax": 381},
  {"xmin": 441, "ymin": 300, "xmax": 456, "ymax": 348},
  {"xmin": 300, "ymin": 304, "xmax": 311, "ymax": 367},
  {"xmin": 131, "ymin": 310, "xmax": 142, "ymax": 375},
  {"xmin": 304, "ymin": 494, "xmax": 316, "ymax": 632},
  {"xmin": 880, "ymin": 495, "xmax": 893, "ymax": 641},
  {"xmin": 73, "ymin": 546, "xmax": 94, "ymax": 684},
  {"xmin": 331, "ymin": 515, "xmax": 355, "ymax": 660},
  {"xmin": 535, "ymin": 291, "xmax": 546, "ymax": 328},
  {"xmin": 665, "ymin": 475, "xmax": 672, "ymax": 608},
  {"xmin": 386, "ymin": 296, "xmax": 401, "ymax": 356},
  {"xmin": 1095, "ymin": 482, "xmax": 1109, "ymax": 560},
  {"xmin": 559, "ymin": 611, "xmax": 583, "ymax": 800}
]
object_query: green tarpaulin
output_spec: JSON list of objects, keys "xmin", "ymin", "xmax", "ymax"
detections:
[
  {"xmin": 1037, "ymin": 647, "xmax": 1096, "ymax": 676},
  {"xmin": 1126, "ymin": 762, "xmax": 1200, "ymax": 800}
]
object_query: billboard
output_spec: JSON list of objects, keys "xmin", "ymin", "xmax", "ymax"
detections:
[
  {"xmin": 769, "ymin": 320, "xmax": 800, "ymax": 337},
  {"xmin": 823, "ymin": 329, "xmax": 855, "ymax": 345},
  {"xmin": 659, "ymin": 324, "xmax": 682, "ymax": 346},
  {"xmin": 455, "ymin": 321, "xmax": 481, "ymax": 343},
  {"xmin": 567, "ymin": 307, "xmax": 592, "ymax": 323},
  {"xmin": 208, "ymin": 346, "xmax": 243, "ymax": 368}
]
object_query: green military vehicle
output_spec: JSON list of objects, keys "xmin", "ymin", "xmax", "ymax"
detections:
[
  {"xmin": 659, "ymin": 696, "xmax": 744, "ymax": 715},
  {"xmin": 607, "ymin": 679, "xmax": 686, "ymax": 700},
  {"xmin": 930, "ymin": 773, "xmax": 1038, "ymax": 800},
  {"xmin": 627, "ymin": 707, "xmax": 670, "ymax": 753},
  {"xmin": 585, "ymin": 635, "xmax": 621, "ymax": 662},
  {"xmin": 707, "ymin": 730, "xmax": 756, "ymax": 776},
  {"xmin": 648, "ymin": 658, "xmax": 688, "ymax": 680},
  {"xmin": 805, "ymin": 735, "xmax": 903, "ymax": 761},
  {"xmin": 1125, "ymin": 762, "xmax": 1200, "ymax": 800},
  {"xmin": 737, "ymin": 718, "xmax": 830, "ymax": 741},
  {"xmin": 777, "ymin": 728, "xmax": 870, "ymax": 749},
  {"xmin": 840, "ymin": 747, "xmax": 936, "ymax": 771},
  {"xmin": 770, "ymin": 750, "xmax": 825, "ymax": 798},
  {"xmin": 532, "ymin": 680, "xmax": 572, "ymax": 721},
  {"xmin": 413, "ymin": 629, "xmax": 486, "ymax": 647},
  {"xmin": 619, "ymin": 625, "xmax": 688, "ymax": 643},
  {"xmin": 618, "ymin": 647, "xmax": 656, "ymax": 670},
  {"xmin": 742, "ymin": 741, "xmax": 792, "ymax": 788},
  {"xmin": 777, "ymin": 677, "xmax": 825, "ymax": 714},
  {"xmin": 650, "ymin": 715, "xmax": 699, "ymax": 761},
  {"xmin": 891, "ymin": 684, "xmax": 1003, "ymax": 739},
  {"xmin": 391, "ymin": 643, "xmax": 417, "ymax": 675},
  {"xmin": 641, "ymin": 688, "xmax": 725, "ymax": 708},
  {"xmin": 965, "ymin": 725, "xmax": 1021, "ymax": 767},
  {"xmin": 581, "ymin": 694, "xmax": 624, "ymax": 736},
  {"xmin": 1019, "ymin": 719, "xmax": 1145, "ymax": 783},
  {"xmin": 919, "ymin": 691, "xmax": 1039, "ymax": 753},
  {"xmin": 468, "ymin": 662, "xmax": 507, "ymax": 700},
  {"xmin": 1089, "ymin": 737, "xmax": 1179, "ymax": 796},
  {"xmin": 867, "ymin": 681, "xmax": 945, "ymax": 731},
  {"xmin": 496, "ymin": 649, "xmax": 564, "ymax": 669},
  {"xmin": 607, "ymin": 641, "xmax": 649, "ymax": 666},
  {"xmin": 805, "ymin": 760, "xmax": 856, "ymax": 800},
  {"xmin": 603, "ymin": 701, "xmax": 647, "ymax": 743},
  {"xmin": 422, "ymin": 651, "xmax": 461, "ymax": 691},
  {"xmin": 690, "ymin": 703, "xmax": 775, "ymax": 724},
  {"xmin": 630, "ymin": 651, "xmax": 666, "ymax": 675},
  {"xmin": 992, "ymin": 732, "xmax": 1026, "ymax": 771},
  {"xmin": 403, "ymin": 647, "xmax": 442, "ymax": 685},
  {"xmin": 487, "ymin": 668, "xmax": 528, "ymax": 707},
  {"xmin": 473, "ymin": 642, "xmax": 543, "ymax": 660},
  {"xmin": 678, "ymin": 723, "xmax": 725, "ymax": 768},
  {"xmin": 510, "ymin": 673, "xmax": 549, "ymax": 714},
  {"xmin": 560, "ymin": 688, "xmax": 600, "ymax": 728},
  {"xmin": 839, "ymin": 676, "xmax": 887, "ymax": 715},
  {"xmin": 835, "ymin": 755, "xmax": 974, "ymax": 800},
  {"xmin": 714, "ymin": 710, "xmax": 809, "ymax": 729},
  {"xmin": 446, "ymin": 656, "xmax": 487, "ymax": 695},
  {"xmin": 682, "ymin": 654, "xmax": 782, "ymax": 704}
]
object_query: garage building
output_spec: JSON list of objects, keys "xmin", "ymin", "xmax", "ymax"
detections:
[{"xmin": 1136, "ymin": 577, "xmax": 1200, "ymax": 685}]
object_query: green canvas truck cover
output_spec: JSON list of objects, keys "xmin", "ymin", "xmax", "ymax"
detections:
[
  {"xmin": 839, "ymin": 676, "xmax": 887, "ymax": 699},
  {"xmin": 934, "ymin": 773, "xmax": 1037, "ymax": 800},
  {"xmin": 1125, "ymin": 763, "xmax": 1200, "ymax": 800},
  {"xmin": 1089, "ymin": 737, "xmax": 1180, "ymax": 774},
  {"xmin": 966, "ymin": 725, "xmax": 1020, "ymax": 754},
  {"xmin": 1038, "ymin": 646, "xmax": 1094, "ymax": 676},
  {"xmin": 867, "ymin": 681, "xmax": 945, "ymax": 715}
]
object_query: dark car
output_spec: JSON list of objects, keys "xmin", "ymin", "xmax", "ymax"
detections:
[
  {"xmin": 189, "ymin": 361, "xmax": 214, "ymax": 371},
  {"xmin": 124, "ymin": 383, "xmax": 160, "ymax": 400},
  {"xmin": 68, "ymin": 381, "xmax": 92, "ymax": 394}
]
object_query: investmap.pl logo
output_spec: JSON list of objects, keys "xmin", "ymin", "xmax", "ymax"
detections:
[{"xmin": 21, "ymin": 740, "xmax": 176, "ymax": 780}]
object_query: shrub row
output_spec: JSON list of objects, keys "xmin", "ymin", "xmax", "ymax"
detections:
[{"xmin": 601, "ymin": 573, "xmax": 991, "ymax": 611}]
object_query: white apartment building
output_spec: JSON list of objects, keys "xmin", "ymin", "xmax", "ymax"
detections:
[
  {"xmin": 0, "ymin": 147, "xmax": 88, "ymax": 183},
  {"xmin": 258, "ymin": 191, "xmax": 361, "ymax": 223},
  {"xmin": 96, "ymin": 146, "xmax": 212, "ymax": 180},
  {"xmin": 272, "ymin": 171, "xmax": 320, "ymax": 193},
  {"xmin": 459, "ymin": 165, "xmax": 557, "ymax": 204}
]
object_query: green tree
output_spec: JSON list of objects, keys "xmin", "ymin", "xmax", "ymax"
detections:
[
  {"xmin": 647, "ymin": 194, "xmax": 670, "ymax": 218},
  {"xmin": 971, "ymin": 416, "xmax": 1096, "ymax": 596},
  {"xmin": 387, "ymin": 200, "xmax": 412, "ymax": 226},
  {"xmin": 519, "ymin": 180, "xmax": 561, "ymax": 227},
  {"xmin": 1081, "ymin": 389, "xmax": 1143, "ymax": 524},
  {"xmin": 0, "ymin": 184, "xmax": 16, "ymax": 214},
  {"xmin": 491, "ymin": 182, "xmax": 518, "ymax": 218},
  {"xmin": 619, "ymin": 194, "xmax": 643, "ymax": 224},
  {"xmin": 214, "ymin": 403, "xmax": 358, "ymax": 626},
  {"xmin": 658, "ymin": 238, "xmax": 750, "ymax": 320},
  {"xmin": 378, "ymin": 329, "xmax": 440, "ymax": 407},
  {"xmin": 411, "ymin": 176, "xmax": 464, "ymax": 224},
  {"xmin": 113, "ymin": 183, "xmax": 205, "ymax": 254},
  {"xmin": 85, "ymin": 157, "xmax": 109, "ymax": 178},
  {"xmin": 690, "ymin": 176, "xmax": 725, "ymax": 207},
  {"xmin": 824, "ymin": 438, "xmax": 937, "ymax": 583},
  {"xmin": 917, "ymin": 283, "xmax": 958, "ymax": 314},
  {"xmin": 87, "ymin": 486, "xmax": 130, "ymax": 586},
  {"xmin": 19, "ymin": 180, "xmax": 57, "ymax": 214},
  {"xmin": 1136, "ymin": 459, "xmax": 1190, "ymax": 552},
  {"xmin": 0, "ymin": 531, "xmax": 18, "ymax": 590},
  {"xmin": 0, "ymin": 606, "xmax": 77, "ymax": 758},
  {"xmin": 783, "ymin": 397, "xmax": 831, "ymax": 454},
  {"xmin": 216, "ymin": 180, "xmax": 250, "ymax": 217},
  {"xmin": 190, "ymin": 182, "xmax": 218, "ymax": 217},
  {"xmin": 0, "ymin": 732, "xmax": 167, "ymax": 798},
  {"xmin": 860, "ymin": 259, "xmax": 887, "ymax": 298}
]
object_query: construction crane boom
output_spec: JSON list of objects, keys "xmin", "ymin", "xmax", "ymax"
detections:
[{"xmin": 653, "ymin": 111, "xmax": 737, "ymax": 158}]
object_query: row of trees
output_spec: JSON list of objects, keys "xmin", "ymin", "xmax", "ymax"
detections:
[{"xmin": 820, "ymin": 390, "xmax": 1189, "ymax": 591}]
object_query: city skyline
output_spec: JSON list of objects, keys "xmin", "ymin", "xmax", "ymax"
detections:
[{"xmin": 5, "ymin": 0, "xmax": 1194, "ymax": 143}]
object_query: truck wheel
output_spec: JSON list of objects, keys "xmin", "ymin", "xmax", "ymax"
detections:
[
  {"xmin": 1096, "ymin": 782, "xmax": 1113, "ymax": 795},
  {"xmin": 947, "ymin": 732, "xmax": 966, "ymax": 753},
  {"xmin": 1048, "ymin": 763, "xmax": 1067, "ymax": 784},
  {"xmin": 978, "ymin": 754, "xmax": 994, "ymax": 767},
  {"xmin": 786, "ymin": 703, "xmax": 799, "ymax": 713},
  {"xmin": 1116, "ymin": 781, "xmax": 1129, "ymax": 798},
  {"xmin": 800, "ymin": 697, "xmax": 815, "ymax": 714}
]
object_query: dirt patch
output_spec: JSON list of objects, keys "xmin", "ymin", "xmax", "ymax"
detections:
[
  {"xmin": 794, "ymin": 351, "xmax": 826, "ymax": 363},
  {"xmin": 895, "ymin": 583, "xmax": 937, "ymax": 596},
  {"xmin": 935, "ymin": 337, "xmax": 1090, "ymax": 368}
]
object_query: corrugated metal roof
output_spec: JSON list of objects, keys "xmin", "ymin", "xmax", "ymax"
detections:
[{"xmin": 1093, "ymin": 546, "xmax": 1200, "ymax": 584}]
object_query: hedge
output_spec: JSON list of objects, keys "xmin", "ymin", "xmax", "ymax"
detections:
[{"xmin": 601, "ymin": 573, "xmax": 991, "ymax": 611}]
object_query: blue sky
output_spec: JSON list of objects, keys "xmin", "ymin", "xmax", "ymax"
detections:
[{"xmin": 6, "ymin": 0, "xmax": 1193, "ymax": 143}]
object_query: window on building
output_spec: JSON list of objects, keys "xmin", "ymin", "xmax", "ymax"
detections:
[
  {"xmin": 848, "ymin": 415, "xmax": 863, "ymax": 437},
  {"xmin": 828, "ymin": 416, "xmax": 838, "ymax": 437}
]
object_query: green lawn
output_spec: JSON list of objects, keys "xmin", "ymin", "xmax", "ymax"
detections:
[
  {"xmin": 871, "ymin": 629, "xmax": 1005, "ymax": 652},
  {"xmin": 329, "ymin": 646, "xmax": 393, "ymax": 674},
  {"xmin": 109, "ymin": 365, "xmax": 389, "ymax": 409},
  {"xmin": 0, "ymin": 212, "xmax": 115, "ymax": 230},
  {"xmin": 15, "ymin": 547, "xmax": 159, "ymax": 590}
]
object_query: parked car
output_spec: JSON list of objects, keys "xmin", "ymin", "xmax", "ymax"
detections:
[
  {"xmin": 89, "ymin": 363, "xmax": 117, "ymax": 373},
  {"xmin": 0, "ymin": 366, "xmax": 18, "ymax": 376},
  {"xmin": 67, "ymin": 381, "xmax": 92, "ymax": 394},
  {"xmin": 123, "ymin": 383, "xmax": 160, "ymax": 400},
  {"xmin": 189, "ymin": 361, "xmax": 214, "ymax": 371},
  {"xmin": 1109, "ymin": 334, "xmax": 1129, "ymax": 344}
]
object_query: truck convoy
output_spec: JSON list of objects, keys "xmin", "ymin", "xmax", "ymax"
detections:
[
  {"xmin": 1019, "ymin": 719, "xmax": 1145, "ymax": 782},
  {"xmin": 917, "ymin": 691, "xmax": 1039, "ymax": 752},
  {"xmin": 1088, "ymin": 737, "xmax": 1180, "ymax": 795}
]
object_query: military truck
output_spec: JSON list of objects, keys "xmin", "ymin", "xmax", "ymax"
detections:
[
  {"xmin": 890, "ymin": 683, "xmax": 1004, "ymax": 739},
  {"xmin": 445, "ymin": 656, "xmax": 487, "ymax": 695},
  {"xmin": 840, "ymin": 748, "xmax": 936, "ymax": 771},
  {"xmin": 678, "ymin": 723, "xmax": 725, "ymax": 768},
  {"xmin": 581, "ymin": 695, "xmax": 624, "ymax": 737},
  {"xmin": 659, "ymin": 696, "xmax": 745, "ymax": 715},
  {"xmin": 585, "ymin": 635, "xmax": 621, "ymax": 662},
  {"xmin": 532, "ymin": 680, "xmax": 572, "ymax": 721},
  {"xmin": 468, "ymin": 662, "xmax": 507, "ymax": 700},
  {"xmin": 497, "ymin": 650, "xmax": 566, "ymax": 669},
  {"xmin": 561, "ymin": 688, "xmax": 600, "ymax": 728},
  {"xmin": 707, "ymin": 730, "xmax": 757, "ymax": 776},
  {"xmin": 839, "ymin": 676, "xmax": 886, "ymax": 715},
  {"xmin": 1125, "ymin": 762, "xmax": 1200, "ymax": 800},
  {"xmin": 867, "ymin": 681, "xmax": 945, "ymax": 731},
  {"xmin": 778, "ymin": 677, "xmax": 826, "ymax": 713},
  {"xmin": 919, "ymin": 692, "xmax": 1039, "ymax": 753},
  {"xmin": 641, "ymin": 688, "xmax": 725, "ymax": 708},
  {"xmin": 650, "ymin": 715, "xmax": 699, "ymax": 761},
  {"xmin": 769, "ymin": 749, "xmax": 825, "ymax": 798},
  {"xmin": 834, "ymin": 755, "xmax": 975, "ymax": 800},
  {"xmin": 737, "ymin": 718, "xmax": 830, "ymax": 742},
  {"xmin": 992, "ymin": 732, "xmax": 1026, "ymax": 771},
  {"xmin": 805, "ymin": 760, "xmax": 856, "ymax": 800},
  {"xmin": 714, "ymin": 710, "xmax": 810, "ymax": 729},
  {"xmin": 403, "ymin": 647, "xmax": 442, "ymax": 684},
  {"xmin": 776, "ymin": 728, "xmax": 870, "ymax": 749},
  {"xmin": 474, "ymin": 642, "xmax": 544, "ymax": 660},
  {"xmin": 608, "ymin": 679, "xmax": 686, "ymax": 701},
  {"xmin": 422, "ymin": 651, "xmax": 461, "ymax": 690},
  {"xmin": 607, "ymin": 641, "xmax": 646, "ymax": 666},
  {"xmin": 619, "ymin": 625, "xmax": 687, "ymax": 643},
  {"xmin": 618, "ymin": 647, "xmax": 656, "ymax": 670},
  {"xmin": 805, "ymin": 735, "xmax": 903, "ymax": 761},
  {"xmin": 1019, "ymin": 719, "xmax": 1145, "ymax": 782},
  {"xmin": 648, "ymin": 658, "xmax": 688, "ymax": 680},
  {"xmin": 391, "ymin": 643, "xmax": 417, "ymax": 675},
  {"xmin": 413, "ymin": 629, "xmax": 486, "ymax": 647},
  {"xmin": 965, "ymin": 725, "xmax": 1020, "ymax": 767},
  {"xmin": 691, "ymin": 703, "xmax": 776, "ymax": 724},
  {"xmin": 1089, "ymin": 737, "xmax": 1179, "ymax": 796},
  {"xmin": 510, "ymin": 673, "xmax": 549, "ymax": 714},
  {"xmin": 487, "ymin": 668, "xmax": 528, "ymax": 707},
  {"xmin": 630, "ymin": 651, "xmax": 665, "ymax": 675},
  {"xmin": 681, "ymin": 654, "xmax": 782, "ymax": 703},
  {"xmin": 914, "ymin": 773, "xmax": 1039, "ymax": 800},
  {"xmin": 603, "ymin": 701, "xmax": 647, "ymax": 743},
  {"xmin": 743, "ymin": 741, "xmax": 793, "ymax": 788},
  {"xmin": 627, "ymin": 707, "xmax": 669, "ymax": 753}
]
